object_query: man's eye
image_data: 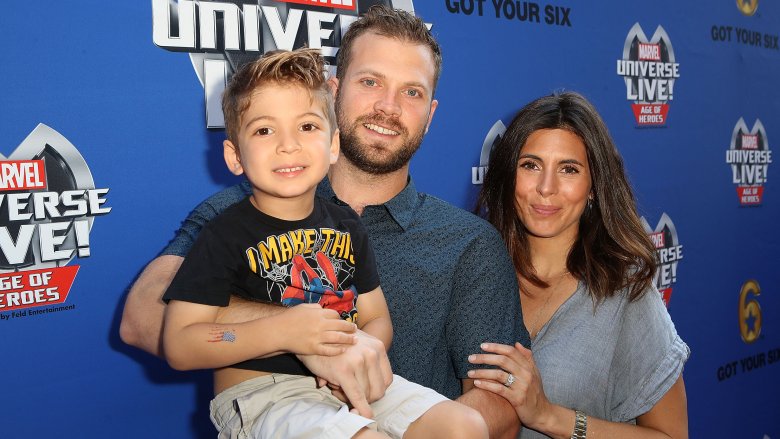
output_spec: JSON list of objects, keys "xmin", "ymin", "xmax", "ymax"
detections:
[
  {"xmin": 406, "ymin": 89, "xmax": 420, "ymax": 97},
  {"xmin": 363, "ymin": 79, "xmax": 377, "ymax": 87}
]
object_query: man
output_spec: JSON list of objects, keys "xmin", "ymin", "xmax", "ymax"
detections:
[{"xmin": 121, "ymin": 6, "xmax": 529, "ymax": 437}]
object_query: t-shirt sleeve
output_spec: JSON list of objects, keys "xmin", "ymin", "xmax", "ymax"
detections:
[
  {"xmin": 610, "ymin": 287, "xmax": 690, "ymax": 420},
  {"xmin": 160, "ymin": 183, "xmax": 249, "ymax": 257},
  {"xmin": 347, "ymin": 217, "xmax": 380, "ymax": 294},
  {"xmin": 446, "ymin": 224, "xmax": 531, "ymax": 378},
  {"xmin": 162, "ymin": 225, "xmax": 236, "ymax": 307}
]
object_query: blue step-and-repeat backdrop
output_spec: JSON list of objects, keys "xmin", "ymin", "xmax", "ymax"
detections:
[{"xmin": 1, "ymin": 1, "xmax": 778, "ymax": 437}]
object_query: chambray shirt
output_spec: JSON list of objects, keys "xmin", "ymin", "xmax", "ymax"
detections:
[
  {"xmin": 162, "ymin": 177, "xmax": 530, "ymax": 399},
  {"xmin": 520, "ymin": 282, "xmax": 689, "ymax": 438}
]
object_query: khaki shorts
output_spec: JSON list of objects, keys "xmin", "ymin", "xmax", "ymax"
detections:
[{"xmin": 210, "ymin": 373, "xmax": 449, "ymax": 439}]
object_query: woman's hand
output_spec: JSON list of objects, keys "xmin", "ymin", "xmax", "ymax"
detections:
[
  {"xmin": 467, "ymin": 342, "xmax": 553, "ymax": 430},
  {"xmin": 469, "ymin": 343, "xmax": 689, "ymax": 438}
]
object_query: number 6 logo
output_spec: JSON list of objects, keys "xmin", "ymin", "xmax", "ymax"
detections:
[{"xmin": 739, "ymin": 279, "xmax": 762, "ymax": 343}]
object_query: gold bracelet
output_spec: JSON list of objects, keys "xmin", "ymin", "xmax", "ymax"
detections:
[{"xmin": 571, "ymin": 410, "xmax": 587, "ymax": 439}]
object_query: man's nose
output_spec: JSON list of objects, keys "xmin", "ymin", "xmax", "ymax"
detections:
[{"xmin": 374, "ymin": 89, "xmax": 402, "ymax": 117}]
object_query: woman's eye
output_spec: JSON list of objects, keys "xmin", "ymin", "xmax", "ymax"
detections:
[
  {"xmin": 519, "ymin": 161, "xmax": 539, "ymax": 170},
  {"xmin": 561, "ymin": 165, "xmax": 579, "ymax": 174}
]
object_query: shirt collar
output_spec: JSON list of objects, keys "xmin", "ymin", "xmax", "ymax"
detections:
[{"xmin": 317, "ymin": 176, "xmax": 418, "ymax": 231}]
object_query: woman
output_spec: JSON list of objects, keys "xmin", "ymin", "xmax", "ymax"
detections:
[{"xmin": 469, "ymin": 92, "xmax": 689, "ymax": 438}]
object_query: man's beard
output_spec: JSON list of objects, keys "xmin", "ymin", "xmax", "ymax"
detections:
[{"xmin": 336, "ymin": 98, "xmax": 427, "ymax": 175}]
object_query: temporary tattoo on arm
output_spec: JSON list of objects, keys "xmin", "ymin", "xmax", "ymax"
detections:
[{"xmin": 207, "ymin": 327, "xmax": 236, "ymax": 343}]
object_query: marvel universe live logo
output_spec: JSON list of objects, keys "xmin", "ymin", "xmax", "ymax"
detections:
[
  {"xmin": 648, "ymin": 230, "xmax": 681, "ymax": 306},
  {"xmin": 471, "ymin": 121, "xmax": 506, "ymax": 185},
  {"xmin": 153, "ymin": 0, "xmax": 423, "ymax": 128},
  {"xmin": 642, "ymin": 213, "xmax": 681, "ymax": 306},
  {"xmin": 0, "ymin": 161, "xmax": 109, "ymax": 265},
  {"xmin": 444, "ymin": 1, "xmax": 572, "ymax": 26},
  {"xmin": 0, "ymin": 159, "xmax": 98, "ymax": 313},
  {"xmin": 711, "ymin": 25, "xmax": 779, "ymax": 50},
  {"xmin": 726, "ymin": 119, "xmax": 772, "ymax": 206},
  {"xmin": 1, "ymin": 124, "xmax": 111, "ymax": 314},
  {"xmin": 617, "ymin": 24, "xmax": 680, "ymax": 127},
  {"xmin": 153, "ymin": 0, "xmax": 361, "ymax": 58}
]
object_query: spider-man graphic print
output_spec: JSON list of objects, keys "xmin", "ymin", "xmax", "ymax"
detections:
[{"xmin": 280, "ymin": 252, "xmax": 358, "ymax": 322}]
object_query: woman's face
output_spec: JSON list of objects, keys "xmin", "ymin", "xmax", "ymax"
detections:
[{"xmin": 514, "ymin": 128, "xmax": 592, "ymax": 245}]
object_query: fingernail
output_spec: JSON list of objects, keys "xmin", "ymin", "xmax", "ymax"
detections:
[
  {"xmin": 468, "ymin": 355, "xmax": 475, "ymax": 362},
  {"xmin": 481, "ymin": 343, "xmax": 487, "ymax": 349},
  {"xmin": 467, "ymin": 370, "xmax": 474, "ymax": 377}
]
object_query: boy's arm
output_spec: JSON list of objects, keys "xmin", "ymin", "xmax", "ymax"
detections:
[
  {"xmin": 163, "ymin": 300, "xmax": 358, "ymax": 370},
  {"xmin": 354, "ymin": 286, "xmax": 392, "ymax": 348},
  {"xmin": 119, "ymin": 255, "xmax": 285, "ymax": 357}
]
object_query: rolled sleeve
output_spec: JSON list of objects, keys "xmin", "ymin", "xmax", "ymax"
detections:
[{"xmin": 447, "ymin": 226, "xmax": 530, "ymax": 378}]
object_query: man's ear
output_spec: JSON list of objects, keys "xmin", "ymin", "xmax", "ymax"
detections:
[
  {"xmin": 329, "ymin": 129, "xmax": 340, "ymax": 165},
  {"xmin": 327, "ymin": 76, "xmax": 339, "ymax": 97},
  {"xmin": 424, "ymin": 99, "xmax": 439, "ymax": 134},
  {"xmin": 223, "ymin": 140, "xmax": 244, "ymax": 176}
]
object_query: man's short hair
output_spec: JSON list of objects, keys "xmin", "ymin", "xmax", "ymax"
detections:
[
  {"xmin": 336, "ymin": 5, "xmax": 442, "ymax": 94},
  {"xmin": 222, "ymin": 48, "xmax": 336, "ymax": 144}
]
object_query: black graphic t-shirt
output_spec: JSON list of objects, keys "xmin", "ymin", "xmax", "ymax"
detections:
[{"xmin": 163, "ymin": 196, "xmax": 380, "ymax": 375}]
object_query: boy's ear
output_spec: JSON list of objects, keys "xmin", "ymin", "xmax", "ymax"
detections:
[
  {"xmin": 223, "ymin": 140, "xmax": 244, "ymax": 176},
  {"xmin": 329, "ymin": 129, "xmax": 340, "ymax": 165},
  {"xmin": 327, "ymin": 77, "xmax": 339, "ymax": 97}
]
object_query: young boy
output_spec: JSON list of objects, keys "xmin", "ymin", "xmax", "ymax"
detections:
[{"xmin": 162, "ymin": 49, "xmax": 487, "ymax": 439}]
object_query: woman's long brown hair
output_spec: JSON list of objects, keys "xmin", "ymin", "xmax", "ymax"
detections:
[{"xmin": 476, "ymin": 92, "xmax": 656, "ymax": 302}]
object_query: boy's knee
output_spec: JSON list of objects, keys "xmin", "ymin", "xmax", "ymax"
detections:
[
  {"xmin": 405, "ymin": 401, "xmax": 488, "ymax": 439},
  {"xmin": 447, "ymin": 404, "xmax": 489, "ymax": 439}
]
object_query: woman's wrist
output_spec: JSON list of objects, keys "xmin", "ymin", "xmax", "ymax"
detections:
[{"xmin": 534, "ymin": 405, "xmax": 581, "ymax": 439}]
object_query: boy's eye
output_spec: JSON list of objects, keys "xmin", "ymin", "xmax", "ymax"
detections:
[
  {"xmin": 300, "ymin": 123, "xmax": 318, "ymax": 132},
  {"xmin": 256, "ymin": 127, "xmax": 273, "ymax": 136}
]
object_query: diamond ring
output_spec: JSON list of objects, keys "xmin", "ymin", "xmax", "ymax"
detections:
[{"xmin": 504, "ymin": 373, "xmax": 515, "ymax": 387}]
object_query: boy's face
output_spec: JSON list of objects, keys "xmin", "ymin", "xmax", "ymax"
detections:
[{"xmin": 224, "ymin": 84, "xmax": 338, "ymax": 218}]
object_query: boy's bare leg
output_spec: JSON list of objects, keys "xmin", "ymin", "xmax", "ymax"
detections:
[
  {"xmin": 353, "ymin": 428, "xmax": 391, "ymax": 438},
  {"xmin": 403, "ymin": 401, "xmax": 489, "ymax": 439}
]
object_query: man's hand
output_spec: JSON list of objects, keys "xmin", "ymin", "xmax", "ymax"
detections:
[
  {"xmin": 297, "ymin": 330, "xmax": 392, "ymax": 418},
  {"xmin": 281, "ymin": 304, "xmax": 358, "ymax": 356}
]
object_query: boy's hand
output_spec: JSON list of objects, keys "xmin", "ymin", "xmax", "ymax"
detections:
[{"xmin": 282, "ymin": 304, "xmax": 357, "ymax": 356}]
